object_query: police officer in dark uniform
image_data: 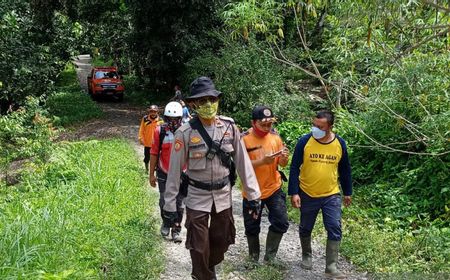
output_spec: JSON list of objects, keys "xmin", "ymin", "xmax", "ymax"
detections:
[{"xmin": 163, "ymin": 77, "xmax": 261, "ymax": 280}]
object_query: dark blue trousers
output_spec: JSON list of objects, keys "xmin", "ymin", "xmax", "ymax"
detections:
[
  {"xmin": 243, "ymin": 188, "xmax": 289, "ymax": 236},
  {"xmin": 299, "ymin": 192, "xmax": 342, "ymax": 241}
]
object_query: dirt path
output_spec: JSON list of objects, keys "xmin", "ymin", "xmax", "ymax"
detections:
[{"xmin": 71, "ymin": 55, "xmax": 367, "ymax": 280}]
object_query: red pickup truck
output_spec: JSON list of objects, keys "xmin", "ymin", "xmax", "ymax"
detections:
[{"xmin": 87, "ymin": 67, "xmax": 125, "ymax": 101}]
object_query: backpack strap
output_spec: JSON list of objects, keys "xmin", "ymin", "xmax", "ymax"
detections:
[{"xmin": 156, "ymin": 125, "xmax": 167, "ymax": 171}]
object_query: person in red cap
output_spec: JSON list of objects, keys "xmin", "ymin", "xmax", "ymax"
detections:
[
  {"xmin": 241, "ymin": 105, "xmax": 290, "ymax": 263},
  {"xmin": 138, "ymin": 105, "xmax": 162, "ymax": 172}
]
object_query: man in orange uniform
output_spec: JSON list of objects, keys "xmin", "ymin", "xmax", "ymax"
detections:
[
  {"xmin": 138, "ymin": 105, "xmax": 161, "ymax": 172},
  {"xmin": 242, "ymin": 105, "xmax": 290, "ymax": 263}
]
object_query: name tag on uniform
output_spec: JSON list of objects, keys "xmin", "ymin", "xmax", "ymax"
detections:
[
  {"xmin": 189, "ymin": 143, "xmax": 206, "ymax": 150},
  {"xmin": 189, "ymin": 151, "xmax": 205, "ymax": 159}
]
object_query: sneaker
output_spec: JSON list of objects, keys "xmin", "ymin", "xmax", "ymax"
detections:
[
  {"xmin": 160, "ymin": 224, "xmax": 170, "ymax": 237},
  {"xmin": 171, "ymin": 229, "xmax": 182, "ymax": 243}
]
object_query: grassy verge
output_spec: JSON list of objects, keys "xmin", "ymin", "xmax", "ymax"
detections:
[
  {"xmin": 284, "ymin": 182, "xmax": 449, "ymax": 277},
  {"xmin": 47, "ymin": 63, "xmax": 103, "ymax": 127},
  {"xmin": 236, "ymin": 171, "xmax": 449, "ymax": 278},
  {"xmin": 342, "ymin": 204, "xmax": 449, "ymax": 277},
  {"xmin": 0, "ymin": 139, "xmax": 163, "ymax": 279}
]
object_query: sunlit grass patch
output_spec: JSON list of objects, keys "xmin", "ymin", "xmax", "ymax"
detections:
[{"xmin": 0, "ymin": 139, "xmax": 163, "ymax": 279}]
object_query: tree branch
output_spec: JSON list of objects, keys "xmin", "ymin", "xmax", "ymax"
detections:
[
  {"xmin": 422, "ymin": 0, "xmax": 450, "ymax": 14},
  {"xmin": 414, "ymin": 24, "xmax": 450, "ymax": 30},
  {"xmin": 400, "ymin": 27, "xmax": 449, "ymax": 56}
]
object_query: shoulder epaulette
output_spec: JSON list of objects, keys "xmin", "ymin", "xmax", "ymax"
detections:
[
  {"xmin": 217, "ymin": 115, "xmax": 235, "ymax": 123},
  {"xmin": 177, "ymin": 122, "xmax": 191, "ymax": 133}
]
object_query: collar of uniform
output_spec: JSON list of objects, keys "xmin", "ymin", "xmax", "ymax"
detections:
[
  {"xmin": 215, "ymin": 116, "xmax": 225, "ymax": 128},
  {"xmin": 145, "ymin": 115, "xmax": 158, "ymax": 122}
]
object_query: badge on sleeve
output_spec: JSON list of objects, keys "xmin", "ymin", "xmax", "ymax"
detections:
[
  {"xmin": 174, "ymin": 139, "xmax": 184, "ymax": 152},
  {"xmin": 190, "ymin": 136, "xmax": 201, "ymax": 144}
]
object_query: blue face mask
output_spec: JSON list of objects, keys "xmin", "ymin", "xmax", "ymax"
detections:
[{"xmin": 312, "ymin": 126, "xmax": 326, "ymax": 139}]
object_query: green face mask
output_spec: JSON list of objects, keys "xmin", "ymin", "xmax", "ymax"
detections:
[{"xmin": 196, "ymin": 101, "xmax": 219, "ymax": 119}]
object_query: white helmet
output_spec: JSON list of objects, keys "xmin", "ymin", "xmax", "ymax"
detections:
[{"xmin": 164, "ymin": 101, "xmax": 183, "ymax": 117}]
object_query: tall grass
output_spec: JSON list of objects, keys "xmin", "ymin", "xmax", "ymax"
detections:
[
  {"xmin": 0, "ymin": 139, "xmax": 163, "ymax": 279},
  {"xmin": 47, "ymin": 63, "xmax": 103, "ymax": 127}
]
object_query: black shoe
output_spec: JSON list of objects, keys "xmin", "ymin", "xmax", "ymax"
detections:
[
  {"xmin": 160, "ymin": 224, "xmax": 170, "ymax": 237},
  {"xmin": 172, "ymin": 229, "xmax": 182, "ymax": 243}
]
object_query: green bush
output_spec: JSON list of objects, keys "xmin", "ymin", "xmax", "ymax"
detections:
[
  {"xmin": 342, "ymin": 207, "xmax": 450, "ymax": 274},
  {"xmin": 0, "ymin": 139, "xmax": 164, "ymax": 279},
  {"xmin": 336, "ymin": 53, "xmax": 450, "ymax": 223},
  {"xmin": 183, "ymin": 41, "xmax": 311, "ymax": 126},
  {"xmin": 275, "ymin": 121, "xmax": 311, "ymax": 150},
  {"xmin": 0, "ymin": 0, "xmax": 79, "ymax": 112},
  {"xmin": 0, "ymin": 97, "xmax": 54, "ymax": 172}
]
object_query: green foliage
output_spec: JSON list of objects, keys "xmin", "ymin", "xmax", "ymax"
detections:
[
  {"xmin": 0, "ymin": 97, "xmax": 54, "ymax": 172},
  {"xmin": 121, "ymin": 74, "xmax": 169, "ymax": 106},
  {"xmin": 275, "ymin": 121, "xmax": 311, "ymax": 150},
  {"xmin": 184, "ymin": 41, "xmax": 311, "ymax": 125},
  {"xmin": 221, "ymin": 0, "xmax": 449, "ymax": 274},
  {"xmin": 0, "ymin": 139, "xmax": 164, "ymax": 279},
  {"xmin": 342, "ymin": 207, "xmax": 450, "ymax": 274},
  {"xmin": 92, "ymin": 56, "xmax": 115, "ymax": 67},
  {"xmin": 55, "ymin": 64, "xmax": 79, "ymax": 88},
  {"xmin": 222, "ymin": 0, "xmax": 285, "ymax": 41},
  {"xmin": 245, "ymin": 262, "xmax": 286, "ymax": 280},
  {"xmin": 46, "ymin": 91, "xmax": 103, "ymax": 127},
  {"xmin": 126, "ymin": 0, "xmax": 224, "ymax": 90},
  {"xmin": 47, "ymin": 64, "xmax": 103, "ymax": 127},
  {"xmin": 335, "ymin": 53, "xmax": 450, "ymax": 223},
  {"xmin": 0, "ymin": 0, "xmax": 80, "ymax": 112}
]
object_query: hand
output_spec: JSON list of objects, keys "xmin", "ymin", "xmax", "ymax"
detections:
[
  {"xmin": 246, "ymin": 199, "xmax": 261, "ymax": 219},
  {"xmin": 291, "ymin": 194, "xmax": 301, "ymax": 208},
  {"xmin": 279, "ymin": 146, "xmax": 289, "ymax": 166},
  {"xmin": 149, "ymin": 173, "xmax": 157, "ymax": 188},
  {"xmin": 139, "ymin": 139, "xmax": 144, "ymax": 145},
  {"xmin": 280, "ymin": 147, "xmax": 289, "ymax": 161},
  {"xmin": 261, "ymin": 154, "xmax": 276, "ymax": 165},
  {"xmin": 343, "ymin": 196, "xmax": 352, "ymax": 207},
  {"xmin": 163, "ymin": 210, "xmax": 178, "ymax": 227}
]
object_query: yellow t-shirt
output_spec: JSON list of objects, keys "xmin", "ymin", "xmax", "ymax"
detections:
[
  {"xmin": 242, "ymin": 129, "xmax": 283, "ymax": 199},
  {"xmin": 300, "ymin": 136, "xmax": 342, "ymax": 197}
]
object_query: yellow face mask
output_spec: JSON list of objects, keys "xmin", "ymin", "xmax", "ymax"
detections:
[{"xmin": 196, "ymin": 101, "xmax": 219, "ymax": 119}]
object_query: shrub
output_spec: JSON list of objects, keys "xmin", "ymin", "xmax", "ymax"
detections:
[
  {"xmin": 183, "ymin": 41, "xmax": 311, "ymax": 126},
  {"xmin": 0, "ymin": 97, "xmax": 54, "ymax": 173}
]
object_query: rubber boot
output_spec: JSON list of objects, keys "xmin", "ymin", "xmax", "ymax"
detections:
[
  {"xmin": 246, "ymin": 235, "xmax": 260, "ymax": 262},
  {"xmin": 263, "ymin": 230, "xmax": 283, "ymax": 262},
  {"xmin": 300, "ymin": 236, "xmax": 312, "ymax": 270},
  {"xmin": 325, "ymin": 240, "xmax": 345, "ymax": 279}
]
